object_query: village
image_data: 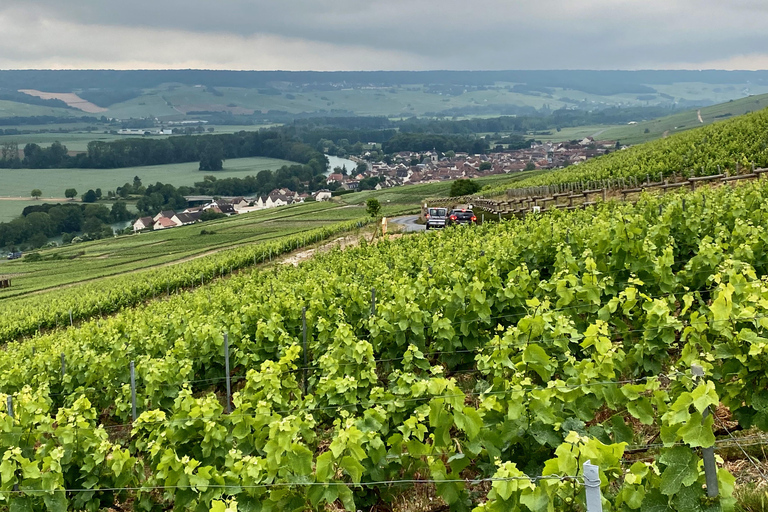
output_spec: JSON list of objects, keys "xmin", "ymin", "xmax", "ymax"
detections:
[
  {"xmin": 131, "ymin": 137, "xmax": 619, "ymax": 232},
  {"xmin": 131, "ymin": 188, "xmax": 333, "ymax": 232},
  {"xmin": 328, "ymin": 137, "xmax": 621, "ymax": 191}
]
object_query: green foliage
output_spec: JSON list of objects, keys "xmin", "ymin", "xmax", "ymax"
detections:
[
  {"xmin": 365, "ymin": 198, "xmax": 381, "ymax": 218},
  {"xmin": 450, "ymin": 178, "xmax": 481, "ymax": 197},
  {"xmin": 200, "ymin": 209, "xmax": 226, "ymax": 222},
  {"xmin": 80, "ymin": 189, "xmax": 97, "ymax": 203},
  {"xmin": 30, "ymin": 189, "xmax": 41, "ymax": 199},
  {"xmin": 490, "ymin": 108, "xmax": 768, "ymax": 194},
  {"xmin": 63, "ymin": 188, "xmax": 77, "ymax": 199},
  {"xmin": 4, "ymin": 179, "xmax": 768, "ymax": 509}
]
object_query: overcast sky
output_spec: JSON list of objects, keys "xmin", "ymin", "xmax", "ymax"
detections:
[{"xmin": 0, "ymin": 0, "xmax": 766, "ymax": 70}]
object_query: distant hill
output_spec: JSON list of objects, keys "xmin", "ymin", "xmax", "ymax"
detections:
[{"xmin": 0, "ymin": 69, "xmax": 767, "ymax": 122}]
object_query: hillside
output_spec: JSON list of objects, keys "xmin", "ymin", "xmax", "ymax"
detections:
[
  {"xmin": 525, "ymin": 92, "xmax": 768, "ymax": 146},
  {"xmin": 0, "ymin": 179, "xmax": 767, "ymax": 510},
  {"xmin": 1, "ymin": 70, "xmax": 768, "ymax": 121},
  {"xmin": 485, "ymin": 106, "xmax": 768, "ymax": 195}
]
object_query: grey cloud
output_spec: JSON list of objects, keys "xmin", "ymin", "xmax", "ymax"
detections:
[{"xmin": 0, "ymin": 0, "xmax": 766, "ymax": 69}]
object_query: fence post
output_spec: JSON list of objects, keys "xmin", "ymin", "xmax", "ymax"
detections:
[
  {"xmin": 130, "ymin": 361, "xmax": 137, "ymax": 422},
  {"xmin": 60, "ymin": 353, "xmax": 66, "ymax": 378},
  {"xmin": 6, "ymin": 396, "xmax": 13, "ymax": 419},
  {"xmin": 302, "ymin": 308, "xmax": 308, "ymax": 396},
  {"xmin": 583, "ymin": 461, "xmax": 603, "ymax": 512},
  {"xmin": 692, "ymin": 364, "xmax": 719, "ymax": 497},
  {"xmin": 224, "ymin": 334, "xmax": 231, "ymax": 414},
  {"xmin": 69, "ymin": 310, "xmax": 73, "ymax": 326}
]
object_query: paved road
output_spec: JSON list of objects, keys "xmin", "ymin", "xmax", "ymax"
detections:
[{"xmin": 390, "ymin": 215, "xmax": 426, "ymax": 233}]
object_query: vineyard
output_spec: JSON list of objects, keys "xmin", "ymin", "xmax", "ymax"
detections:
[
  {"xmin": 483, "ymin": 107, "xmax": 768, "ymax": 197},
  {"xmin": 3, "ymin": 179, "xmax": 768, "ymax": 511},
  {"xmin": 0, "ymin": 219, "xmax": 367, "ymax": 343}
]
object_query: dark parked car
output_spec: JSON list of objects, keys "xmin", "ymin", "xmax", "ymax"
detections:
[
  {"xmin": 425, "ymin": 207, "xmax": 448, "ymax": 229},
  {"xmin": 447, "ymin": 209, "xmax": 477, "ymax": 226}
]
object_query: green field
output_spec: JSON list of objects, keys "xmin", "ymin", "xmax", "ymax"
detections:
[
  {"xmin": 0, "ymin": 156, "xmax": 295, "ymax": 199},
  {"xmin": 0, "ymin": 201, "xmax": 386, "ymax": 297}
]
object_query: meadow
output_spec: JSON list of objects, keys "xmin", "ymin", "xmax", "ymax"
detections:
[{"xmin": 0, "ymin": 156, "xmax": 295, "ymax": 199}]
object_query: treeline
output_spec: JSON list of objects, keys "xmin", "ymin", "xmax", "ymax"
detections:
[
  {"xmin": 130, "ymin": 166, "xmax": 330, "ymax": 215},
  {"xmin": 0, "ymin": 130, "xmax": 325, "ymax": 170},
  {"xmin": 400, "ymin": 106, "xmax": 681, "ymax": 134},
  {"xmin": 0, "ymin": 202, "xmax": 133, "ymax": 250},
  {"xmin": 381, "ymin": 133, "xmax": 488, "ymax": 154}
]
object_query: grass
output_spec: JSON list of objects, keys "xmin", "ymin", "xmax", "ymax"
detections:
[
  {"xmin": 0, "ymin": 156, "xmax": 296, "ymax": 199},
  {"xmin": 0, "ymin": 201, "xmax": 371, "ymax": 297}
]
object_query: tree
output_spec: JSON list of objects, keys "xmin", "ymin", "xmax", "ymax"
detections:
[
  {"xmin": 525, "ymin": 162, "xmax": 536, "ymax": 171},
  {"xmin": 479, "ymin": 161, "xmax": 492, "ymax": 171},
  {"xmin": 199, "ymin": 142, "xmax": 224, "ymax": 171},
  {"xmin": 64, "ymin": 188, "xmax": 78, "ymax": 200},
  {"xmin": 110, "ymin": 201, "xmax": 132, "ymax": 222},
  {"xmin": 30, "ymin": 189, "xmax": 42, "ymax": 199},
  {"xmin": 449, "ymin": 179, "xmax": 481, "ymax": 197},
  {"xmin": 366, "ymin": 198, "xmax": 381, "ymax": 219},
  {"xmin": 81, "ymin": 189, "xmax": 98, "ymax": 203}
]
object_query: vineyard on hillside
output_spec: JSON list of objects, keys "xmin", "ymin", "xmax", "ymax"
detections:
[
  {"xmin": 483, "ymin": 107, "xmax": 768, "ymax": 197},
  {"xmin": 0, "ymin": 219, "xmax": 367, "ymax": 343},
  {"xmin": 3, "ymin": 181, "xmax": 768, "ymax": 510}
]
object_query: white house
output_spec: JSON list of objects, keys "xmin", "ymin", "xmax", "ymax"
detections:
[
  {"xmin": 313, "ymin": 189, "xmax": 332, "ymax": 201},
  {"xmin": 153, "ymin": 217, "xmax": 177, "ymax": 230},
  {"xmin": 133, "ymin": 216, "xmax": 154, "ymax": 232}
]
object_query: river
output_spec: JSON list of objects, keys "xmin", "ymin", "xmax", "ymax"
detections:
[{"xmin": 325, "ymin": 155, "xmax": 357, "ymax": 176}]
